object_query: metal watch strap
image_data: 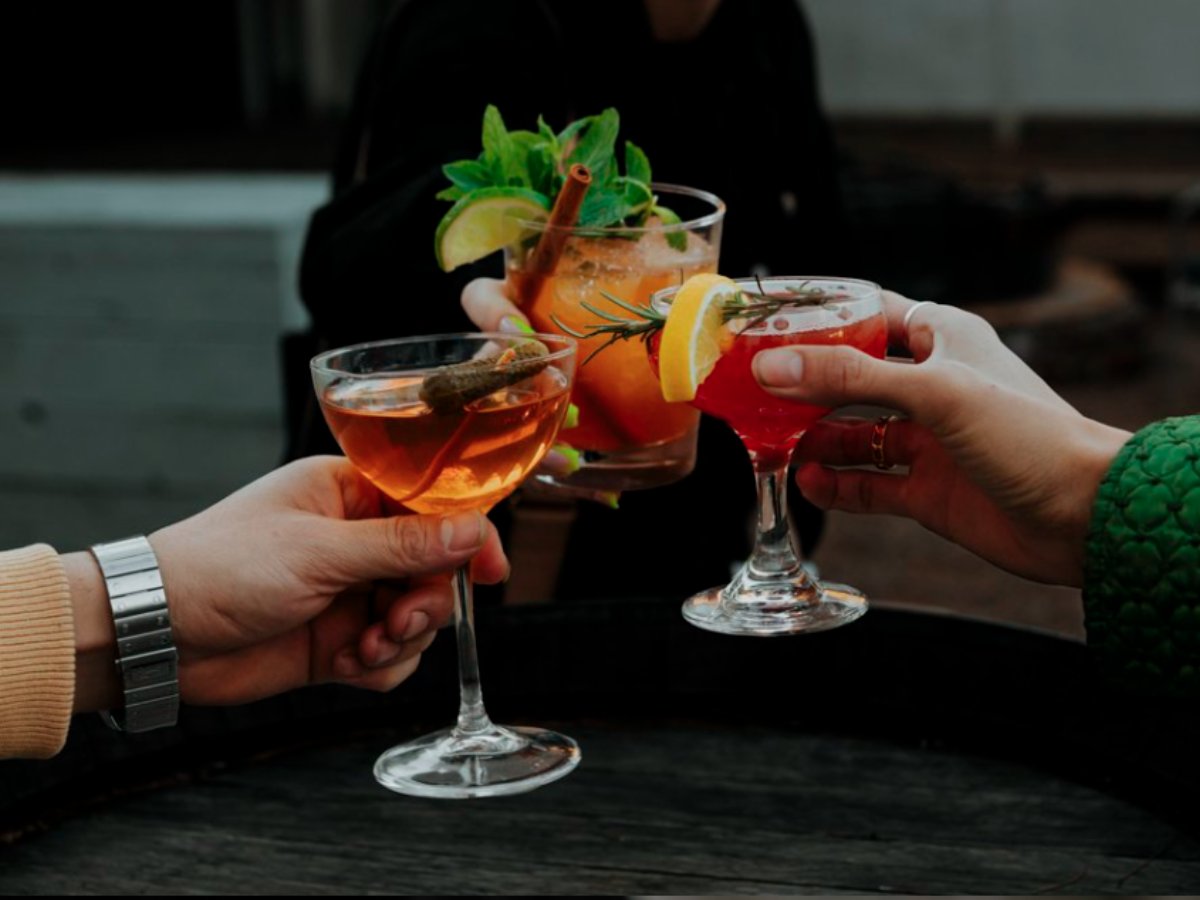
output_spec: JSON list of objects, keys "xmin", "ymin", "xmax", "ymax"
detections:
[{"xmin": 90, "ymin": 536, "xmax": 179, "ymax": 732}]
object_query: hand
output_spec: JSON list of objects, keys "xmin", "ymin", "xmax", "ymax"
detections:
[
  {"xmin": 70, "ymin": 457, "xmax": 508, "ymax": 710},
  {"xmin": 461, "ymin": 277, "xmax": 619, "ymax": 507},
  {"xmin": 752, "ymin": 293, "xmax": 1131, "ymax": 586}
]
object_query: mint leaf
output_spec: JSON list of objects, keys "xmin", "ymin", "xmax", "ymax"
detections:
[
  {"xmin": 653, "ymin": 204, "xmax": 687, "ymax": 251},
  {"xmin": 481, "ymin": 105, "xmax": 519, "ymax": 185},
  {"xmin": 527, "ymin": 144, "xmax": 559, "ymax": 198},
  {"xmin": 624, "ymin": 141, "xmax": 651, "ymax": 185},
  {"xmin": 537, "ymin": 115, "xmax": 560, "ymax": 154},
  {"xmin": 442, "ymin": 159, "xmax": 493, "ymax": 193},
  {"xmin": 567, "ymin": 108, "xmax": 620, "ymax": 184},
  {"xmin": 506, "ymin": 131, "xmax": 546, "ymax": 189},
  {"xmin": 577, "ymin": 185, "xmax": 630, "ymax": 229},
  {"xmin": 439, "ymin": 108, "xmax": 684, "ymax": 245},
  {"xmin": 557, "ymin": 116, "xmax": 591, "ymax": 152},
  {"xmin": 621, "ymin": 178, "xmax": 654, "ymax": 217}
]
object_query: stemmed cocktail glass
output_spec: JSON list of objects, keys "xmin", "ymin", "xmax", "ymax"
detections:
[
  {"xmin": 311, "ymin": 333, "xmax": 579, "ymax": 797},
  {"xmin": 650, "ymin": 277, "xmax": 887, "ymax": 636}
]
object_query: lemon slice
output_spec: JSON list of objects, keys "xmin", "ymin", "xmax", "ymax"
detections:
[
  {"xmin": 435, "ymin": 187, "xmax": 550, "ymax": 272},
  {"xmin": 658, "ymin": 273, "xmax": 739, "ymax": 402}
]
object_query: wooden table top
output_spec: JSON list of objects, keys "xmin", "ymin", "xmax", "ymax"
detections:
[{"xmin": 2, "ymin": 602, "xmax": 1198, "ymax": 894}]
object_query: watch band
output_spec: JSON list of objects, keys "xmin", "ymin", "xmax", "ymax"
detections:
[{"xmin": 89, "ymin": 536, "xmax": 179, "ymax": 733}]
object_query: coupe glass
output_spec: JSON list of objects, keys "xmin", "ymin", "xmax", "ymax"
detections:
[
  {"xmin": 311, "ymin": 333, "xmax": 579, "ymax": 797},
  {"xmin": 651, "ymin": 277, "xmax": 887, "ymax": 636}
]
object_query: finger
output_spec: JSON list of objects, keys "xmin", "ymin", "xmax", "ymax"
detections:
[
  {"xmin": 754, "ymin": 344, "xmax": 946, "ymax": 421},
  {"xmin": 541, "ymin": 444, "xmax": 582, "ymax": 478},
  {"xmin": 470, "ymin": 523, "xmax": 510, "ymax": 585},
  {"xmin": 338, "ymin": 652, "xmax": 423, "ymax": 693},
  {"xmin": 795, "ymin": 416, "xmax": 927, "ymax": 469},
  {"xmin": 794, "ymin": 462, "xmax": 914, "ymax": 518},
  {"xmin": 358, "ymin": 621, "xmax": 437, "ymax": 669},
  {"xmin": 382, "ymin": 577, "xmax": 455, "ymax": 643},
  {"xmin": 328, "ymin": 510, "xmax": 493, "ymax": 582},
  {"xmin": 882, "ymin": 291, "xmax": 942, "ymax": 361},
  {"xmin": 462, "ymin": 277, "xmax": 527, "ymax": 333}
]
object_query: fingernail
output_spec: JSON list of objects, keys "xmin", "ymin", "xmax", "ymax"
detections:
[
  {"xmin": 550, "ymin": 444, "xmax": 582, "ymax": 475},
  {"xmin": 402, "ymin": 610, "xmax": 430, "ymax": 640},
  {"xmin": 564, "ymin": 403, "xmax": 581, "ymax": 429},
  {"xmin": 441, "ymin": 511, "xmax": 485, "ymax": 552},
  {"xmin": 373, "ymin": 635, "xmax": 402, "ymax": 665},
  {"xmin": 334, "ymin": 649, "xmax": 361, "ymax": 679},
  {"xmin": 500, "ymin": 315, "xmax": 534, "ymax": 335},
  {"xmin": 755, "ymin": 349, "xmax": 804, "ymax": 387}
]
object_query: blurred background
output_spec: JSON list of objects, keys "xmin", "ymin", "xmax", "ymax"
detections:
[{"xmin": 2, "ymin": 0, "xmax": 1199, "ymax": 636}]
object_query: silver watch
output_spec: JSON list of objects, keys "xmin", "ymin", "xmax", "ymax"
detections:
[{"xmin": 90, "ymin": 536, "xmax": 179, "ymax": 732}]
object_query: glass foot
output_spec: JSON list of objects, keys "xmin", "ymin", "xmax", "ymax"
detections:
[
  {"xmin": 682, "ymin": 579, "xmax": 868, "ymax": 636},
  {"xmin": 373, "ymin": 725, "xmax": 580, "ymax": 799}
]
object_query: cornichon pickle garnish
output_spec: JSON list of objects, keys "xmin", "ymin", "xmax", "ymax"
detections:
[{"xmin": 419, "ymin": 341, "xmax": 551, "ymax": 413}]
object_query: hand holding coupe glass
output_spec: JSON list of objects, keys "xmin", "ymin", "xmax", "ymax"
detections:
[
  {"xmin": 463, "ymin": 273, "xmax": 887, "ymax": 635},
  {"xmin": 312, "ymin": 333, "xmax": 579, "ymax": 798},
  {"xmin": 755, "ymin": 293, "xmax": 1131, "ymax": 587}
]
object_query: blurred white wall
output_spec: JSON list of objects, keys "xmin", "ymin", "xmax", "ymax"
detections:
[{"xmin": 806, "ymin": 0, "xmax": 1200, "ymax": 118}]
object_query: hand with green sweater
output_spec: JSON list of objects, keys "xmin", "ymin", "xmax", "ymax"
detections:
[
  {"xmin": 754, "ymin": 292, "xmax": 1200, "ymax": 692},
  {"xmin": 754, "ymin": 293, "xmax": 1131, "ymax": 586}
]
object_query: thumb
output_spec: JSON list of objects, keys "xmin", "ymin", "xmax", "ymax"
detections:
[
  {"xmin": 323, "ymin": 510, "xmax": 491, "ymax": 582},
  {"xmin": 753, "ymin": 345, "xmax": 937, "ymax": 419}
]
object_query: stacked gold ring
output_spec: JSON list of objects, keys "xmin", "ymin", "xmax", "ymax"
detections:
[{"xmin": 871, "ymin": 415, "xmax": 899, "ymax": 470}]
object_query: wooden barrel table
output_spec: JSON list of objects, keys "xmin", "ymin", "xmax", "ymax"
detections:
[{"xmin": 2, "ymin": 601, "xmax": 1198, "ymax": 894}]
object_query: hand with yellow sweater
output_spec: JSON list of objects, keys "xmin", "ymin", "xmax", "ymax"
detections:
[{"xmin": 0, "ymin": 457, "xmax": 508, "ymax": 759}]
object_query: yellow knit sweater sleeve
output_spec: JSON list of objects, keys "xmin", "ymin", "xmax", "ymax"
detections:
[{"xmin": 0, "ymin": 544, "xmax": 74, "ymax": 759}]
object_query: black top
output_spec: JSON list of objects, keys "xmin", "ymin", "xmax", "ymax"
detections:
[{"xmin": 289, "ymin": 0, "xmax": 845, "ymax": 599}]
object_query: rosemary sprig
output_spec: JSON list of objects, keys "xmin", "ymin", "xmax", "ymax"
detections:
[
  {"xmin": 552, "ymin": 291, "xmax": 666, "ymax": 365},
  {"xmin": 553, "ymin": 280, "xmax": 839, "ymax": 365}
]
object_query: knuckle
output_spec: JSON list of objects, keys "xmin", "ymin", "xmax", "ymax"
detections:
[
  {"xmin": 388, "ymin": 516, "xmax": 433, "ymax": 566},
  {"xmin": 378, "ymin": 655, "xmax": 421, "ymax": 692},
  {"xmin": 854, "ymin": 474, "xmax": 875, "ymax": 512},
  {"xmin": 830, "ymin": 347, "xmax": 868, "ymax": 397}
]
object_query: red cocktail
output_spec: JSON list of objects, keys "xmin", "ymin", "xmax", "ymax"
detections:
[{"xmin": 651, "ymin": 277, "xmax": 887, "ymax": 635}]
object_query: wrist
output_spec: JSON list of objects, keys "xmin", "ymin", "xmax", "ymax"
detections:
[
  {"xmin": 62, "ymin": 552, "xmax": 121, "ymax": 712},
  {"xmin": 1063, "ymin": 422, "xmax": 1132, "ymax": 585}
]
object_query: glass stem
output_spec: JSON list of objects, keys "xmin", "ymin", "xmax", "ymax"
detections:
[
  {"xmin": 452, "ymin": 565, "xmax": 494, "ymax": 736},
  {"xmin": 747, "ymin": 455, "xmax": 805, "ymax": 581}
]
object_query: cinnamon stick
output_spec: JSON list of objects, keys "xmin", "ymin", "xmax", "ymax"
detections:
[
  {"xmin": 519, "ymin": 163, "xmax": 593, "ymax": 303},
  {"xmin": 516, "ymin": 165, "xmax": 641, "ymax": 450}
]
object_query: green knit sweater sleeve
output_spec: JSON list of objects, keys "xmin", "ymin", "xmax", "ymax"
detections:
[{"xmin": 1084, "ymin": 416, "xmax": 1200, "ymax": 695}]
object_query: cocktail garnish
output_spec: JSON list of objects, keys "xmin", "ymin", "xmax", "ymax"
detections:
[
  {"xmin": 519, "ymin": 164, "xmax": 592, "ymax": 305},
  {"xmin": 435, "ymin": 106, "xmax": 684, "ymax": 272},
  {"xmin": 553, "ymin": 279, "xmax": 838, "ymax": 365},
  {"xmin": 419, "ymin": 341, "xmax": 552, "ymax": 414}
]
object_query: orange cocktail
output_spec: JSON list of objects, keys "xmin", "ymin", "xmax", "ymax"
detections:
[
  {"xmin": 506, "ymin": 184, "xmax": 724, "ymax": 491},
  {"xmin": 320, "ymin": 371, "xmax": 570, "ymax": 515},
  {"xmin": 311, "ymin": 334, "xmax": 581, "ymax": 799}
]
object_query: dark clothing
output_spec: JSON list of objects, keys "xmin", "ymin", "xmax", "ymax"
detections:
[{"xmin": 290, "ymin": 0, "xmax": 844, "ymax": 599}]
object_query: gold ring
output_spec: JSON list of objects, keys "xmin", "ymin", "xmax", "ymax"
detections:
[{"xmin": 871, "ymin": 415, "xmax": 899, "ymax": 470}]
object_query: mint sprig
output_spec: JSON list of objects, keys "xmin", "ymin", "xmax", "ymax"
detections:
[{"xmin": 438, "ymin": 105, "xmax": 686, "ymax": 249}]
